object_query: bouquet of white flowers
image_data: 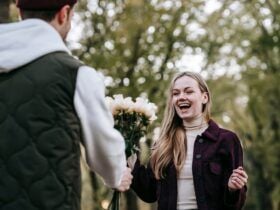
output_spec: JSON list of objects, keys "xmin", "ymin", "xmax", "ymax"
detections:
[
  {"xmin": 106, "ymin": 94, "xmax": 157, "ymax": 157},
  {"xmin": 105, "ymin": 94, "xmax": 157, "ymax": 210}
]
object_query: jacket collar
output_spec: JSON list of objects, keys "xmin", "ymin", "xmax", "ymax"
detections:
[{"xmin": 201, "ymin": 119, "xmax": 220, "ymax": 141}]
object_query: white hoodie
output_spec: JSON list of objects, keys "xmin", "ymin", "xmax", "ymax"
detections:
[{"xmin": 0, "ymin": 19, "xmax": 126, "ymax": 188}]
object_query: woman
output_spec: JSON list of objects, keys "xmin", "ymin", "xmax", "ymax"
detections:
[{"xmin": 131, "ymin": 71, "xmax": 248, "ymax": 210}]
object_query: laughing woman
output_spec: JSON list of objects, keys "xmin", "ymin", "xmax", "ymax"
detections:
[{"xmin": 130, "ymin": 71, "xmax": 248, "ymax": 210}]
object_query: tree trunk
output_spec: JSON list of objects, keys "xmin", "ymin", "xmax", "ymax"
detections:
[
  {"xmin": 249, "ymin": 155, "xmax": 273, "ymax": 210},
  {"xmin": 90, "ymin": 172, "xmax": 103, "ymax": 210},
  {"xmin": 125, "ymin": 190, "xmax": 138, "ymax": 210},
  {"xmin": 0, "ymin": 0, "xmax": 10, "ymax": 23},
  {"xmin": 150, "ymin": 203, "xmax": 157, "ymax": 210}
]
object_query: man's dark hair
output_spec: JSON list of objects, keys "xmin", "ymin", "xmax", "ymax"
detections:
[
  {"xmin": 20, "ymin": 5, "xmax": 74, "ymax": 22},
  {"xmin": 20, "ymin": 9, "xmax": 59, "ymax": 21}
]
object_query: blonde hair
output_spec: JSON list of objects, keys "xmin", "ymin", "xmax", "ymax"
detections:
[{"xmin": 150, "ymin": 71, "xmax": 212, "ymax": 179}]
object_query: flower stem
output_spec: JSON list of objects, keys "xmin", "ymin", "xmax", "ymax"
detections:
[{"xmin": 108, "ymin": 191, "xmax": 120, "ymax": 210}]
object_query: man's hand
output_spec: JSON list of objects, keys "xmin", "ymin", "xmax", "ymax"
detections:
[{"xmin": 116, "ymin": 167, "xmax": 133, "ymax": 192}]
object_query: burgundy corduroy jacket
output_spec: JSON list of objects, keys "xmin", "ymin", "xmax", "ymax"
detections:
[{"xmin": 131, "ymin": 119, "xmax": 247, "ymax": 210}]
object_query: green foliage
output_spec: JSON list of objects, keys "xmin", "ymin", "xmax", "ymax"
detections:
[
  {"xmin": 0, "ymin": 0, "xmax": 11, "ymax": 23},
  {"xmin": 199, "ymin": 0, "xmax": 280, "ymax": 209},
  {"xmin": 73, "ymin": 0, "xmax": 206, "ymax": 123}
]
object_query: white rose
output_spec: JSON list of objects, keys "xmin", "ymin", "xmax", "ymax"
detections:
[
  {"xmin": 123, "ymin": 97, "xmax": 134, "ymax": 112},
  {"xmin": 133, "ymin": 97, "xmax": 148, "ymax": 114},
  {"xmin": 112, "ymin": 94, "xmax": 126, "ymax": 115},
  {"xmin": 105, "ymin": 96, "xmax": 114, "ymax": 113}
]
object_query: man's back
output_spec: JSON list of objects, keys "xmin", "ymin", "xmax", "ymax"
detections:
[
  {"xmin": 0, "ymin": 1, "xmax": 133, "ymax": 208},
  {"xmin": 0, "ymin": 52, "xmax": 83, "ymax": 210}
]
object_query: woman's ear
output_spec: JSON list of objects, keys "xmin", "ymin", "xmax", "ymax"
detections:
[{"xmin": 202, "ymin": 92, "xmax": 209, "ymax": 104}]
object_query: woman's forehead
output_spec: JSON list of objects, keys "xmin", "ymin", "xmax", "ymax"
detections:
[{"xmin": 173, "ymin": 76, "xmax": 199, "ymax": 89}]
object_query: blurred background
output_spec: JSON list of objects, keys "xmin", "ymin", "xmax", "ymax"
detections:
[{"xmin": 1, "ymin": 0, "xmax": 279, "ymax": 209}]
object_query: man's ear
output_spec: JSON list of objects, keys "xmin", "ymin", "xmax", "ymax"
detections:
[{"xmin": 56, "ymin": 5, "xmax": 71, "ymax": 25}]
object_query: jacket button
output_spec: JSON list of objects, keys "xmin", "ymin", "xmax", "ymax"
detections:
[
  {"xmin": 195, "ymin": 154, "xmax": 202, "ymax": 159},
  {"xmin": 198, "ymin": 138, "xmax": 204, "ymax": 143}
]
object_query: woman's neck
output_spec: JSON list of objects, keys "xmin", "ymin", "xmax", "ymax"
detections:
[{"xmin": 183, "ymin": 114, "xmax": 208, "ymax": 131}]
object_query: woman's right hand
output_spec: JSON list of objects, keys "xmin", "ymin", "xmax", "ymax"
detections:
[
  {"xmin": 127, "ymin": 153, "xmax": 137, "ymax": 169},
  {"xmin": 228, "ymin": 166, "xmax": 248, "ymax": 191}
]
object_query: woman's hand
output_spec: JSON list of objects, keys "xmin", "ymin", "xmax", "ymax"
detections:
[
  {"xmin": 127, "ymin": 153, "xmax": 137, "ymax": 169},
  {"xmin": 228, "ymin": 166, "xmax": 248, "ymax": 191}
]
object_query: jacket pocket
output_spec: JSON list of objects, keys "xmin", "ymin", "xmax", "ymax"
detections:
[
  {"xmin": 209, "ymin": 162, "xmax": 222, "ymax": 175},
  {"xmin": 204, "ymin": 162, "xmax": 224, "ymax": 202}
]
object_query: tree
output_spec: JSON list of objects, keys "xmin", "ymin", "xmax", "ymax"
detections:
[
  {"xmin": 199, "ymin": 0, "xmax": 280, "ymax": 209},
  {"xmin": 0, "ymin": 0, "xmax": 10, "ymax": 23}
]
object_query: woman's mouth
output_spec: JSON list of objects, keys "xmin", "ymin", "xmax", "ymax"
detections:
[{"xmin": 178, "ymin": 103, "xmax": 191, "ymax": 111}]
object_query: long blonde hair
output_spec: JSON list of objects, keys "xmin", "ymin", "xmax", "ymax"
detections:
[{"xmin": 150, "ymin": 71, "xmax": 212, "ymax": 179}]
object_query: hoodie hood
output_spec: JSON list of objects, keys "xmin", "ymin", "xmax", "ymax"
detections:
[{"xmin": 0, "ymin": 19, "xmax": 70, "ymax": 73}]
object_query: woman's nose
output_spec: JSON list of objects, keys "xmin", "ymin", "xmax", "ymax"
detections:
[{"xmin": 178, "ymin": 92, "xmax": 187, "ymax": 100}]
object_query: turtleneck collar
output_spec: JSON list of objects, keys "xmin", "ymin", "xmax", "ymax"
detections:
[{"xmin": 183, "ymin": 114, "xmax": 208, "ymax": 131}]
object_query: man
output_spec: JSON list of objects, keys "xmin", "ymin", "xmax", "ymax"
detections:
[{"xmin": 0, "ymin": 0, "xmax": 132, "ymax": 209}]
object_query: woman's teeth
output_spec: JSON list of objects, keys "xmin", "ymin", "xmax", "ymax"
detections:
[{"xmin": 179, "ymin": 103, "xmax": 191, "ymax": 110}]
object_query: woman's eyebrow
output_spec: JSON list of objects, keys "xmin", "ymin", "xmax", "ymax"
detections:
[{"xmin": 172, "ymin": 86, "xmax": 192, "ymax": 91}]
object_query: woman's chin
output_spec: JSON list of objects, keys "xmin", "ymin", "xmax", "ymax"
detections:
[{"xmin": 180, "ymin": 114, "xmax": 192, "ymax": 121}]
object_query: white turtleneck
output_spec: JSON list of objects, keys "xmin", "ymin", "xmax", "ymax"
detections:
[{"xmin": 177, "ymin": 115, "xmax": 208, "ymax": 210}]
